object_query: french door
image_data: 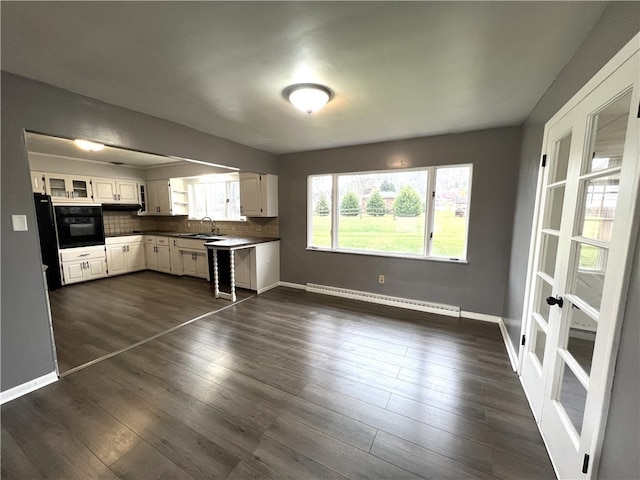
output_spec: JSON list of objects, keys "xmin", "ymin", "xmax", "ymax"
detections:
[{"xmin": 521, "ymin": 37, "xmax": 639, "ymax": 479}]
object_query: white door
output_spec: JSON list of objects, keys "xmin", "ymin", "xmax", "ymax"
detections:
[
  {"xmin": 156, "ymin": 181, "xmax": 171, "ymax": 214},
  {"xmin": 147, "ymin": 181, "xmax": 159, "ymax": 213},
  {"xmin": 521, "ymin": 41, "xmax": 639, "ymax": 479},
  {"xmin": 156, "ymin": 245, "xmax": 171, "ymax": 273},
  {"xmin": 106, "ymin": 244, "xmax": 127, "ymax": 275},
  {"xmin": 182, "ymin": 252, "xmax": 197, "ymax": 277},
  {"xmin": 239, "ymin": 173, "xmax": 261, "ymax": 216},
  {"xmin": 234, "ymin": 248, "xmax": 251, "ymax": 288},
  {"xmin": 195, "ymin": 252, "xmax": 209, "ymax": 279},
  {"xmin": 93, "ymin": 178, "xmax": 118, "ymax": 203},
  {"xmin": 62, "ymin": 261, "xmax": 84, "ymax": 285},
  {"xmin": 117, "ymin": 180, "xmax": 139, "ymax": 203},
  {"xmin": 86, "ymin": 258, "xmax": 106, "ymax": 279},
  {"xmin": 145, "ymin": 244, "xmax": 158, "ymax": 269},
  {"xmin": 127, "ymin": 243, "xmax": 145, "ymax": 271}
]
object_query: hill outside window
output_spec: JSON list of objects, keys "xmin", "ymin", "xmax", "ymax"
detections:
[{"xmin": 307, "ymin": 165, "xmax": 472, "ymax": 261}]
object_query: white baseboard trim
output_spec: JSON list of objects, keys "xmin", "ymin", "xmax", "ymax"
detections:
[
  {"xmin": 305, "ymin": 283, "xmax": 460, "ymax": 318},
  {"xmin": 461, "ymin": 311, "xmax": 519, "ymax": 373},
  {"xmin": 277, "ymin": 281, "xmax": 307, "ymax": 290},
  {"xmin": 256, "ymin": 282, "xmax": 282, "ymax": 294},
  {"xmin": 460, "ymin": 311, "xmax": 502, "ymax": 323},
  {"xmin": 0, "ymin": 371, "xmax": 58, "ymax": 405},
  {"xmin": 498, "ymin": 319, "xmax": 519, "ymax": 373}
]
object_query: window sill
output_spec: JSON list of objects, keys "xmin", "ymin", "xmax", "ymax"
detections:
[
  {"xmin": 188, "ymin": 217, "xmax": 247, "ymax": 223},
  {"xmin": 306, "ymin": 246, "xmax": 468, "ymax": 264}
]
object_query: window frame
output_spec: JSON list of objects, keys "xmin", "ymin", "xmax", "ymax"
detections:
[
  {"xmin": 307, "ymin": 164, "xmax": 472, "ymax": 262},
  {"xmin": 185, "ymin": 173, "xmax": 245, "ymax": 221}
]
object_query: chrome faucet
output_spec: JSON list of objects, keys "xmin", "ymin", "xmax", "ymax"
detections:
[
  {"xmin": 201, "ymin": 216, "xmax": 215, "ymax": 232},
  {"xmin": 200, "ymin": 216, "xmax": 221, "ymax": 235}
]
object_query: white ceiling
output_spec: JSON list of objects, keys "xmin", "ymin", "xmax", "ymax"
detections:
[
  {"xmin": 2, "ymin": 2, "xmax": 607, "ymax": 155},
  {"xmin": 25, "ymin": 132, "xmax": 186, "ymax": 168}
]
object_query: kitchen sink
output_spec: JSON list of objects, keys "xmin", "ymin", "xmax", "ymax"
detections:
[{"xmin": 178, "ymin": 233, "xmax": 226, "ymax": 241}]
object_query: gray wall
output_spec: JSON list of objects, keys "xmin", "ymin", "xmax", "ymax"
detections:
[
  {"xmin": 279, "ymin": 127, "xmax": 522, "ymax": 316},
  {"xmin": 598, "ymin": 239, "xmax": 640, "ymax": 479},
  {"xmin": 1, "ymin": 72, "xmax": 276, "ymax": 392},
  {"xmin": 501, "ymin": 1, "xmax": 640, "ymax": 351},
  {"xmin": 498, "ymin": 3, "xmax": 639, "ymax": 479}
]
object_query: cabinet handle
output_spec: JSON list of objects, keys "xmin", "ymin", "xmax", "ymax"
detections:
[
  {"xmin": 123, "ymin": 245, "xmax": 126, "ymax": 252},
  {"xmin": 127, "ymin": 245, "xmax": 130, "ymax": 252}
]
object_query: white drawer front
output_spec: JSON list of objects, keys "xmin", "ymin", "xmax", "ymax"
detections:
[
  {"xmin": 60, "ymin": 245, "xmax": 105, "ymax": 261},
  {"xmin": 106, "ymin": 235, "xmax": 143, "ymax": 245}
]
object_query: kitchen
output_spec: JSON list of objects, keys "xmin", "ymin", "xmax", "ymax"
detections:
[{"xmin": 28, "ymin": 131, "xmax": 280, "ymax": 374}]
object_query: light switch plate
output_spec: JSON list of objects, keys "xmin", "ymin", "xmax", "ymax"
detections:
[{"xmin": 11, "ymin": 215, "xmax": 28, "ymax": 231}]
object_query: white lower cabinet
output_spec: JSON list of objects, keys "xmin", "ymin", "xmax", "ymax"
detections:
[
  {"xmin": 169, "ymin": 238, "xmax": 183, "ymax": 275},
  {"xmin": 234, "ymin": 248, "xmax": 251, "ymax": 289},
  {"xmin": 145, "ymin": 236, "xmax": 171, "ymax": 273},
  {"xmin": 174, "ymin": 238, "xmax": 209, "ymax": 279},
  {"xmin": 251, "ymin": 240, "xmax": 280, "ymax": 292},
  {"xmin": 212, "ymin": 241, "xmax": 280, "ymax": 292},
  {"xmin": 59, "ymin": 245, "xmax": 107, "ymax": 285},
  {"xmin": 105, "ymin": 236, "xmax": 145, "ymax": 276}
]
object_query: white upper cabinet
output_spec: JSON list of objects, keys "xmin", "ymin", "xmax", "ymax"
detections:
[
  {"xmin": 92, "ymin": 177, "xmax": 118, "ymax": 203},
  {"xmin": 143, "ymin": 179, "xmax": 188, "ymax": 215},
  {"xmin": 146, "ymin": 180, "xmax": 172, "ymax": 214},
  {"xmin": 117, "ymin": 180, "xmax": 139, "ymax": 203},
  {"xmin": 31, "ymin": 171, "xmax": 46, "ymax": 194},
  {"xmin": 239, "ymin": 173, "xmax": 278, "ymax": 217},
  {"xmin": 93, "ymin": 177, "xmax": 140, "ymax": 204},
  {"xmin": 46, "ymin": 174, "xmax": 93, "ymax": 203}
]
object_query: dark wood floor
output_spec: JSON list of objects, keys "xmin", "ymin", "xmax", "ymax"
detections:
[
  {"xmin": 2, "ymin": 287, "xmax": 555, "ymax": 479},
  {"xmin": 49, "ymin": 271, "xmax": 252, "ymax": 373}
]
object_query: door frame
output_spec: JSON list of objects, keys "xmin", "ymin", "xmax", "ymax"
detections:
[{"xmin": 518, "ymin": 32, "xmax": 640, "ymax": 478}]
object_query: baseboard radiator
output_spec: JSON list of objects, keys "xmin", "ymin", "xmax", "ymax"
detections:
[{"xmin": 306, "ymin": 283, "xmax": 461, "ymax": 318}]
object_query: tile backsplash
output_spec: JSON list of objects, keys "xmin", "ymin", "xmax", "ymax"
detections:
[{"xmin": 103, "ymin": 212, "xmax": 279, "ymax": 238}]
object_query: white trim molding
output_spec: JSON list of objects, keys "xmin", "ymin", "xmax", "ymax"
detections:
[
  {"xmin": 0, "ymin": 371, "xmax": 58, "ymax": 405},
  {"xmin": 256, "ymin": 282, "xmax": 281, "ymax": 294},
  {"xmin": 461, "ymin": 311, "xmax": 519, "ymax": 372},
  {"xmin": 277, "ymin": 281, "xmax": 307, "ymax": 290},
  {"xmin": 306, "ymin": 283, "xmax": 460, "ymax": 318}
]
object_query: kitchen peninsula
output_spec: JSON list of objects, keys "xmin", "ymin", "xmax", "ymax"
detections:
[{"xmin": 206, "ymin": 237, "xmax": 280, "ymax": 302}]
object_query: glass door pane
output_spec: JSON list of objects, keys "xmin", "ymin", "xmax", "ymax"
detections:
[
  {"xmin": 583, "ymin": 90, "xmax": 632, "ymax": 174},
  {"xmin": 557, "ymin": 359, "xmax": 588, "ymax": 436},
  {"xmin": 565, "ymin": 302, "xmax": 597, "ymax": 375},
  {"xmin": 577, "ymin": 174, "xmax": 619, "ymax": 242},
  {"xmin": 71, "ymin": 179, "xmax": 89, "ymax": 199},
  {"xmin": 49, "ymin": 177, "xmax": 67, "ymax": 198}
]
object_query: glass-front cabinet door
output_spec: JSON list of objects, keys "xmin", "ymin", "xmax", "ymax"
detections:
[{"xmin": 46, "ymin": 175, "xmax": 93, "ymax": 202}]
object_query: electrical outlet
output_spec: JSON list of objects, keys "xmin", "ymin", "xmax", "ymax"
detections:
[
  {"xmin": 379, "ymin": 274, "xmax": 385, "ymax": 284},
  {"xmin": 256, "ymin": 225, "xmax": 262, "ymax": 232}
]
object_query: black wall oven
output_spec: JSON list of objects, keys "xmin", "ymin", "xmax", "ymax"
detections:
[{"xmin": 55, "ymin": 205, "xmax": 105, "ymax": 249}]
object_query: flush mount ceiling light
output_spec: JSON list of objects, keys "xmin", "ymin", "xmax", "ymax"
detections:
[
  {"xmin": 74, "ymin": 139, "xmax": 105, "ymax": 152},
  {"xmin": 283, "ymin": 83, "xmax": 334, "ymax": 114}
]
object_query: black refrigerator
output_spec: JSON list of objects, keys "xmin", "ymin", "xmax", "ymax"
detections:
[{"xmin": 34, "ymin": 193, "xmax": 62, "ymax": 291}]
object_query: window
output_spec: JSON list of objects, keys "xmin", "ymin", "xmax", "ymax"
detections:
[
  {"xmin": 308, "ymin": 165, "xmax": 472, "ymax": 260},
  {"xmin": 186, "ymin": 173, "xmax": 244, "ymax": 221}
]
